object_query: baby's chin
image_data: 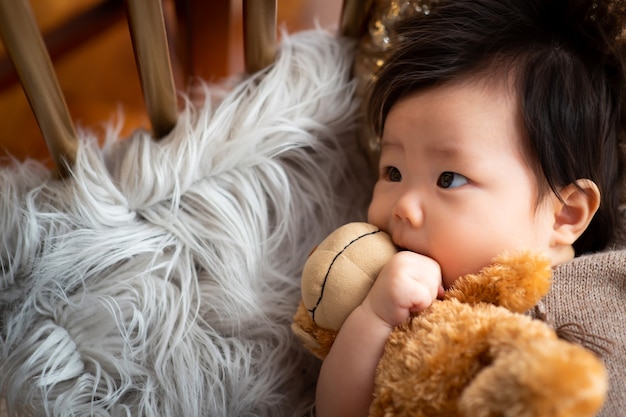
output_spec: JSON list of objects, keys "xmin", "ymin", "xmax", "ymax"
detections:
[
  {"xmin": 440, "ymin": 264, "xmax": 486, "ymax": 290},
  {"xmin": 442, "ymin": 276, "xmax": 458, "ymax": 290}
]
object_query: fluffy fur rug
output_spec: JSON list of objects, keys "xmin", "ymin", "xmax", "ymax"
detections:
[{"xmin": 0, "ymin": 29, "xmax": 372, "ymax": 416}]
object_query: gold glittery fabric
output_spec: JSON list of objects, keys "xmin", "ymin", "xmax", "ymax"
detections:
[{"xmin": 353, "ymin": 0, "xmax": 439, "ymax": 169}]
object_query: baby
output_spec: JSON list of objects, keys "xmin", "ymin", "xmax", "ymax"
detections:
[{"xmin": 315, "ymin": 0, "xmax": 626, "ymax": 415}]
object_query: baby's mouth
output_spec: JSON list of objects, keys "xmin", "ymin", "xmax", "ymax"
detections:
[{"xmin": 396, "ymin": 246, "xmax": 429, "ymax": 258}]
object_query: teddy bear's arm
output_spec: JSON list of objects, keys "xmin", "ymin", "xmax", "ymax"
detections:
[{"xmin": 371, "ymin": 301, "xmax": 607, "ymax": 417}]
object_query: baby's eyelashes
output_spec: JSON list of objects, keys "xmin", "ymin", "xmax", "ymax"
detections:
[
  {"xmin": 379, "ymin": 166, "xmax": 469, "ymax": 189},
  {"xmin": 382, "ymin": 166, "xmax": 402, "ymax": 182},
  {"xmin": 437, "ymin": 171, "xmax": 468, "ymax": 189}
]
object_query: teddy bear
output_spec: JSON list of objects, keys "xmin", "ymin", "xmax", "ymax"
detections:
[{"xmin": 291, "ymin": 222, "xmax": 608, "ymax": 417}]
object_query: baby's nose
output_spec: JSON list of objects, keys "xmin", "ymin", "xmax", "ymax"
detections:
[{"xmin": 393, "ymin": 192, "xmax": 424, "ymax": 227}]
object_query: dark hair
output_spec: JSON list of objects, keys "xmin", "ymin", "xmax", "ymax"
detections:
[{"xmin": 368, "ymin": 0, "xmax": 626, "ymax": 254}]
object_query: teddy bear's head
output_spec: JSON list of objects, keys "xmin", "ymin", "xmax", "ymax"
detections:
[{"xmin": 300, "ymin": 222, "xmax": 397, "ymax": 330}]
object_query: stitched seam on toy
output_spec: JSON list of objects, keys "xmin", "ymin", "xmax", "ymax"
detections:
[{"xmin": 309, "ymin": 229, "xmax": 382, "ymax": 321}]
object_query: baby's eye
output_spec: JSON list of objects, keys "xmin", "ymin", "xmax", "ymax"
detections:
[
  {"xmin": 384, "ymin": 166, "xmax": 402, "ymax": 182},
  {"xmin": 437, "ymin": 171, "xmax": 468, "ymax": 189}
]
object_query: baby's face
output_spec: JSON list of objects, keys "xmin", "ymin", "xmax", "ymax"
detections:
[{"xmin": 368, "ymin": 78, "xmax": 560, "ymax": 287}]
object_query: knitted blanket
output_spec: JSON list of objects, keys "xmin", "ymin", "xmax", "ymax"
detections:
[
  {"xmin": 548, "ymin": 244, "xmax": 626, "ymax": 417},
  {"xmin": 0, "ymin": 29, "xmax": 372, "ymax": 417}
]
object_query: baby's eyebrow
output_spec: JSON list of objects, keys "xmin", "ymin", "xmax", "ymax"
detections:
[
  {"xmin": 380, "ymin": 141, "xmax": 404, "ymax": 153},
  {"xmin": 380, "ymin": 138, "xmax": 402, "ymax": 147},
  {"xmin": 425, "ymin": 142, "xmax": 463, "ymax": 157},
  {"xmin": 425, "ymin": 142, "xmax": 482, "ymax": 166}
]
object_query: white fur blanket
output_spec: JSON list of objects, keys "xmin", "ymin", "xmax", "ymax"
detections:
[{"xmin": 0, "ymin": 30, "xmax": 371, "ymax": 417}]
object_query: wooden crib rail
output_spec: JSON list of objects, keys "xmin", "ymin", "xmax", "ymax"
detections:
[
  {"xmin": 340, "ymin": 0, "xmax": 372, "ymax": 38},
  {"xmin": 125, "ymin": 0, "xmax": 178, "ymax": 139},
  {"xmin": 0, "ymin": 0, "xmax": 78, "ymax": 178},
  {"xmin": 243, "ymin": 0, "xmax": 277, "ymax": 75},
  {"xmin": 0, "ymin": 0, "xmax": 368, "ymax": 178}
]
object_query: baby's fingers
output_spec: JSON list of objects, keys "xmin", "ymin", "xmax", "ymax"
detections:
[
  {"xmin": 407, "ymin": 283, "xmax": 439, "ymax": 313},
  {"xmin": 392, "ymin": 251, "xmax": 442, "ymax": 301},
  {"xmin": 366, "ymin": 251, "xmax": 442, "ymax": 325}
]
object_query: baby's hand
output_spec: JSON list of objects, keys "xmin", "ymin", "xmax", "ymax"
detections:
[{"xmin": 361, "ymin": 251, "xmax": 443, "ymax": 328}]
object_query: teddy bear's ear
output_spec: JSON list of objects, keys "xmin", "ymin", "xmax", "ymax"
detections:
[{"xmin": 292, "ymin": 301, "xmax": 337, "ymax": 359}]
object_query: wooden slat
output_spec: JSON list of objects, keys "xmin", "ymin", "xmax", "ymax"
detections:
[
  {"xmin": 243, "ymin": 0, "xmax": 276, "ymax": 74},
  {"xmin": 125, "ymin": 0, "xmax": 178, "ymax": 138},
  {"xmin": 339, "ymin": 0, "xmax": 373, "ymax": 39},
  {"xmin": 0, "ymin": 0, "xmax": 77, "ymax": 177}
]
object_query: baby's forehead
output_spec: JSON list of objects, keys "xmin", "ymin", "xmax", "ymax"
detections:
[
  {"xmin": 387, "ymin": 74, "xmax": 523, "ymax": 128},
  {"xmin": 381, "ymin": 75, "xmax": 532, "ymax": 163}
]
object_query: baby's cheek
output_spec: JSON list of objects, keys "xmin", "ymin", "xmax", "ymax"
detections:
[
  {"xmin": 367, "ymin": 200, "xmax": 386, "ymax": 228},
  {"xmin": 439, "ymin": 254, "xmax": 492, "ymax": 289},
  {"xmin": 441, "ymin": 269, "xmax": 463, "ymax": 289},
  {"xmin": 441, "ymin": 276, "xmax": 453, "ymax": 290}
]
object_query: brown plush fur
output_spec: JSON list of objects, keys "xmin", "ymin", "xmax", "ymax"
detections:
[
  {"xmin": 292, "ymin": 223, "xmax": 608, "ymax": 417},
  {"xmin": 291, "ymin": 300, "xmax": 337, "ymax": 359},
  {"xmin": 371, "ymin": 253, "xmax": 607, "ymax": 417}
]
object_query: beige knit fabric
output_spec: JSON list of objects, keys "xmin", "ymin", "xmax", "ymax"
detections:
[{"xmin": 545, "ymin": 247, "xmax": 626, "ymax": 417}]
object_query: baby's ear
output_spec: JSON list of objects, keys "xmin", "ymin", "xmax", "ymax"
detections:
[{"xmin": 551, "ymin": 179, "xmax": 600, "ymax": 245}]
